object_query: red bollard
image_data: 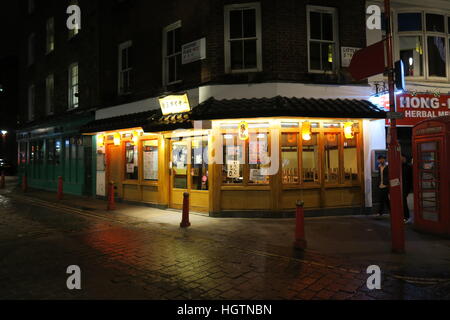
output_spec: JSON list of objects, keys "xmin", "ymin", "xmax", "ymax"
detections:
[
  {"xmin": 57, "ymin": 176, "xmax": 64, "ymax": 200},
  {"xmin": 0, "ymin": 171, "xmax": 5, "ymax": 189},
  {"xmin": 294, "ymin": 200, "xmax": 307, "ymax": 250},
  {"xmin": 180, "ymin": 192, "xmax": 191, "ymax": 228},
  {"xmin": 107, "ymin": 181, "xmax": 116, "ymax": 211},
  {"xmin": 22, "ymin": 175, "xmax": 28, "ymax": 193}
]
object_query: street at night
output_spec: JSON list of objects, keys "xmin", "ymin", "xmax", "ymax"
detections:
[
  {"xmin": 1, "ymin": 179, "xmax": 449, "ymax": 300},
  {"xmin": 1, "ymin": 0, "xmax": 450, "ymax": 312}
]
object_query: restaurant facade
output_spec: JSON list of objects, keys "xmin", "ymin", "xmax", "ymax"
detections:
[{"xmin": 82, "ymin": 84, "xmax": 387, "ymax": 216}]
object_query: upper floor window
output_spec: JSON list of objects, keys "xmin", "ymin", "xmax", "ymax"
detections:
[
  {"xmin": 46, "ymin": 17, "xmax": 55, "ymax": 54},
  {"xmin": 224, "ymin": 3, "xmax": 262, "ymax": 73},
  {"xmin": 307, "ymin": 6, "xmax": 339, "ymax": 73},
  {"xmin": 397, "ymin": 11, "xmax": 449, "ymax": 79},
  {"xmin": 163, "ymin": 21, "xmax": 182, "ymax": 86},
  {"xmin": 28, "ymin": 85, "xmax": 35, "ymax": 121},
  {"xmin": 28, "ymin": 33, "xmax": 35, "ymax": 66},
  {"xmin": 68, "ymin": 63, "xmax": 79, "ymax": 109},
  {"xmin": 46, "ymin": 74, "xmax": 55, "ymax": 115},
  {"xmin": 118, "ymin": 41, "xmax": 133, "ymax": 95}
]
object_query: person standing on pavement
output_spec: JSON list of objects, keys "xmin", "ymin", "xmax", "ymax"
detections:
[
  {"xmin": 377, "ymin": 155, "xmax": 390, "ymax": 216},
  {"xmin": 402, "ymin": 155, "xmax": 413, "ymax": 223}
]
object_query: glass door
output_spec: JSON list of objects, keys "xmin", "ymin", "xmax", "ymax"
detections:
[
  {"xmin": 171, "ymin": 139, "xmax": 189, "ymax": 190},
  {"xmin": 417, "ymin": 140, "xmax": 441, "ymax": 222}
]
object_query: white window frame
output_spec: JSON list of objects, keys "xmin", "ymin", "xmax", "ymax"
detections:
[
  {"xmin": 46, "ymin": 17, "xmax": 55, "ymax": 54},
  {"xmin": 46, "ymin": 74, "xmax": 55, "ymax": 115},
  {"xmin": 162, "ymin": 21, "xmax": 182, "ymax": 86},
  {"xmin": 394, "ymin": 9, "xmax": 449, "ymax": 81},
  {"xmin": 224, "ymin": 2, "xmax": 263, "ymax": 74},
  {"xmin": 306, "ymin": 5, "xmax": 340, "ymax": 74},
  {"xmin": 118, "ymin": 41, "xmax": 133, "ymax": 95},
  {"xmin": 28, "ymin": 85, "xmax": 35, "ymax": 121},
  {"xmin": 68, "ymin": 63, "xmax": 79, "ymax": 110},
  {"xmin": 28, "ymin": 33, "xmax": 35, "ymax": 66}
]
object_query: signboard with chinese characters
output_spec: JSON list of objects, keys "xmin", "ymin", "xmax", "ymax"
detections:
[
  {"xmin": 373, "ymin": 92, "xmax": 450, "ymax": 126},
  {"xmin": 182, "ymin": 38, "xmax": 206, "ymax": 65},
  {"xmin": 341, "ymin": 47, "xmax": 361, "ymax": 68},
  {"xmin": 227, "ymin": 161, "xmax": 240, "ymax": 179},
  {"xmin": 159, "ymin": 94, "xmax": 191, "ymax": 115}
]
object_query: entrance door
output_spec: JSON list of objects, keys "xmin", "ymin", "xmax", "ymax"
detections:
[
  {"xmin": 106, "ymin": 144, "xmax": 122, "ymax": 198},
  {"xmin": 169, "ymin": 136, "xmax": 209, "ymax": 211}
]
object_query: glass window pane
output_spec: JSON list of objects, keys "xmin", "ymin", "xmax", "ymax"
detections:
[
  {"xmin": 282, "ymin": 133, "xmax": 299, "ymax": 184},
  {"xmin": 248, "ymin": 133, "xmax": 270, "ymax": 185},
  {"xmin": 398, "ymin": 13, "xmax": 422, "ymax": 32},
  {"xmin": 174, "ymin": 28, "xmax": 181, "ymax": 53},
  {"xmin": 322, "ymin": 13, "xmax": 333, "ymax": 41},
  {"xmin": 426, "ymin": 14, "xmax": 444, "ymax": 33},
  {"xmin": 230, "ymin": 10, "xmax": 243, "ymax": 39},
  {"xmin": 230, "ymin": 40, "xmax": 243, "ymax": 70},
  {"xmin": 244, "ymin": 40, "xmax": 257, "ymax": 69},
  {"xmin": 302, "ymin": 134, "xmax": 319, "ymax": 183},
  {"xmin": 324, "ymin": 133, "xmax": 340, "ymax": 183},
  {"xmin": 310, "ymin": 11, "xmax": 321, "ymax": 39},
  {"xmin": 321, "ymin": 43, "xmax": 333, "ymax": 71},
  {"xmin": 167, "ymin": 30, "xmax": 174, "ymax": 55},
  {"xmin": 243, "ymin": 9, "xmax": 256, "ymax": 38},
  {"xmin": 310, "ymin": 42, "xmax": 321, "ymax": 70},
  {"xmin": 125, "ymin": 142, "xmax": 138, "ymax": 180},
  {"xmin": 399, "ymin": 36, "xmax": 424, "ymax": 77},
  {"xmin": 191, "ymin": 137, "xmax": 209, "ymax": 191},
  {"xmin": 168, "ymin": 56, "xmax": 176, "ymax": 83},
  {"xmin": 427, "ymin": 36, "xmax": 446, "ymax": 77},
  {"xmin": 344, "ymin": 136, "xmax": 358, "ymax": 182},
  {"xmin": 172, "ymin": 140, "xmax": 188, "ymax": 189},
  {"xmin": 143, "ymin": 140, "xmax": 158, "ymax": 181},
  {"xmin": 223, "ymin": 134, "xmax": 244, "ymax": 184}
]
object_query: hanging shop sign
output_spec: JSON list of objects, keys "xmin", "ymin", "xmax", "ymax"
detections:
[
  {"xmin": 182, "ymin": 38, "xmax": 206, "ymax": 65},
  {"xmin": 374, "ymin": 92, "xmax": 450, "ymax": 126},
  {"xmin": 238, "ymin": 121, "xmax": 249, "ymax": 141},
  {"xmin": 159, "ymin": 94, "xmax": 191, "ymax": 115}
]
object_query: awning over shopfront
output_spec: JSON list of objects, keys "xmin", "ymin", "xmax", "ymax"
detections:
[{"xmin": 142, "ymin": 96, "xmax": 387, "ymax": 132}]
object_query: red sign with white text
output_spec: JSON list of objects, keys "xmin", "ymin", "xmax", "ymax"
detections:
[{"xmin": 377, "ymin": 93, "xmax": 450, "ymax": 126}]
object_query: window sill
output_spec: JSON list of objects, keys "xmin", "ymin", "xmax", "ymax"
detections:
[
  {"xmin": 227, "ymin": 68, "xmax": 262, "ymax": 74},
  {"xmin": 165, "ymin": 80, "xmax": 183, "ymax": 86},
  {"xmin": 308, "ymin": 70, "xmax": 337, "ymax": 75},
  {"xmin": 221, "ymin": 185, "xmax": 270, "ymax": 191}
]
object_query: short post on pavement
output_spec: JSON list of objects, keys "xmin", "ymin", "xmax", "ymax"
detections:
[
  {"xmin": 107, "ymin": 181, "xmax": 116, "ymax": 211},
  {"xmin": 180, "ymin": 192, "xmax": 191, "ymax": 228},
  {"xmin": 0, "ymin": 170, "xmax": 5, "ymax": 189},
  {"xmin": 57, "ymin": 176, "xmax": 64, "ymax": 200},
  {"xmin": 294, "ymin": 200, "xmax": 307, "ymax": 250}
]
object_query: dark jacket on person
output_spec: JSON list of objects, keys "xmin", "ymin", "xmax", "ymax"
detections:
[{"xmin": 402, "ymin": 162, "xmax": 413, "ymax": 194}]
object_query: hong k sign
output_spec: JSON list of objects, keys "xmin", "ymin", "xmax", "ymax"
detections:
[
  {"xmin": 182, "ymin": 38, "xmax": 206, "ymax": 65},
  {"xmin": 377, "ymin": 93, "xmax": 450, "ymax": 126}
]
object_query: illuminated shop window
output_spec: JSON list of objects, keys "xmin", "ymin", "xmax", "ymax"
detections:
[
  {"xmin": 125, "ymin": 142, "xmax": 138, "ymax": 180},
  {"xmin": 282, "ymin": 133, "xmax": 299, "ymax": 184},
  {"xmin": 191, "ymin": 137, "xmax": 209, "ymax": 190},
  {"xmin": 248, "ymin": 133, "xmax": 270, "ymax": 185},
  {"xmin": 223, "ymin": 134, "xmax": 244, "ymax": 184},
  {"xmin": 344, "ymin": 135, "xmax": 358, "ymax": 182},
  {"xmin": 142, "ymin": 140, "xmax": 158, "ymax": 181},
  {"xmin": 302, "ymin": 133, "xmax": 319, "ymax": 183},
  {"xmin": 172, "ymin": 139, "xmax": 188, "ymax": 189},
  {"xmin": 324, "ymin": 133, "xmax": 340, "ymax": 184}
]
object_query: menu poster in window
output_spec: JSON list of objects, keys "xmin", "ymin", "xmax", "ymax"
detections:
[
  {"xmin": 227, "ymin": 161, "xmax": 240, "ymax": 179},
  {"xmin": 249, "ymin": 140, "xmax": 268, "ymax": 164},
  {"xmin": 97, "ymin": 153, "xmax": 105, "ymax": 171},
  {"xmin": 250, "ymin": 169, "xmax": 266, "ymax": 182},
  {"xmin": 143, "ymin": 148, "xmax": 158, "ymax": 180},
  {"xmin": 126, "ymin": 163, "xmax": 135, "ymax": 174}
]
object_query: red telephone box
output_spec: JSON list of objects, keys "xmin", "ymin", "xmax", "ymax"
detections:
[{"xmin": 412, "ymin": 116, "xmax": 450, "ymax": 236}]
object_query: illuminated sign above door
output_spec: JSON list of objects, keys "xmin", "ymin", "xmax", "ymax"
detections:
[{"xmin": 159, "ymin": 94, "xmax": 191, "ymax": 115}]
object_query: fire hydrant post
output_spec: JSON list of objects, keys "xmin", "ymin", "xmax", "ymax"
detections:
[
  {"xmin": 0, "ymin": 171, "xmax": 5, "ymax": 189},
  {"xmin": 294, "ymin": 200, "xmax": 307, "ymax": 250},
  {"xmin": 22, "ymin": 175, "xmax": 28, "ymax": 192},
  {"xmin": 57, "ymin": 176, "xmax": 64, "ymax": 200},
  {"xmin": 107, "ymin": 181, "xmax": 116, "ymax": 211},
  {"xmin": 180, "ymin": 192, "xmax": 191, "ymax": 228}
]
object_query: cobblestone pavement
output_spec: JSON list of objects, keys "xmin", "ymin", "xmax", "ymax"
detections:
[{"xmin": 0, "ymin": 184, "xmax": 449, "ymax": 300}]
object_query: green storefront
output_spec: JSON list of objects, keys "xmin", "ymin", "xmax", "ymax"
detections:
[{"xmin": 17, "ymin": 113, "xmax": 96, "ymax": 196}]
